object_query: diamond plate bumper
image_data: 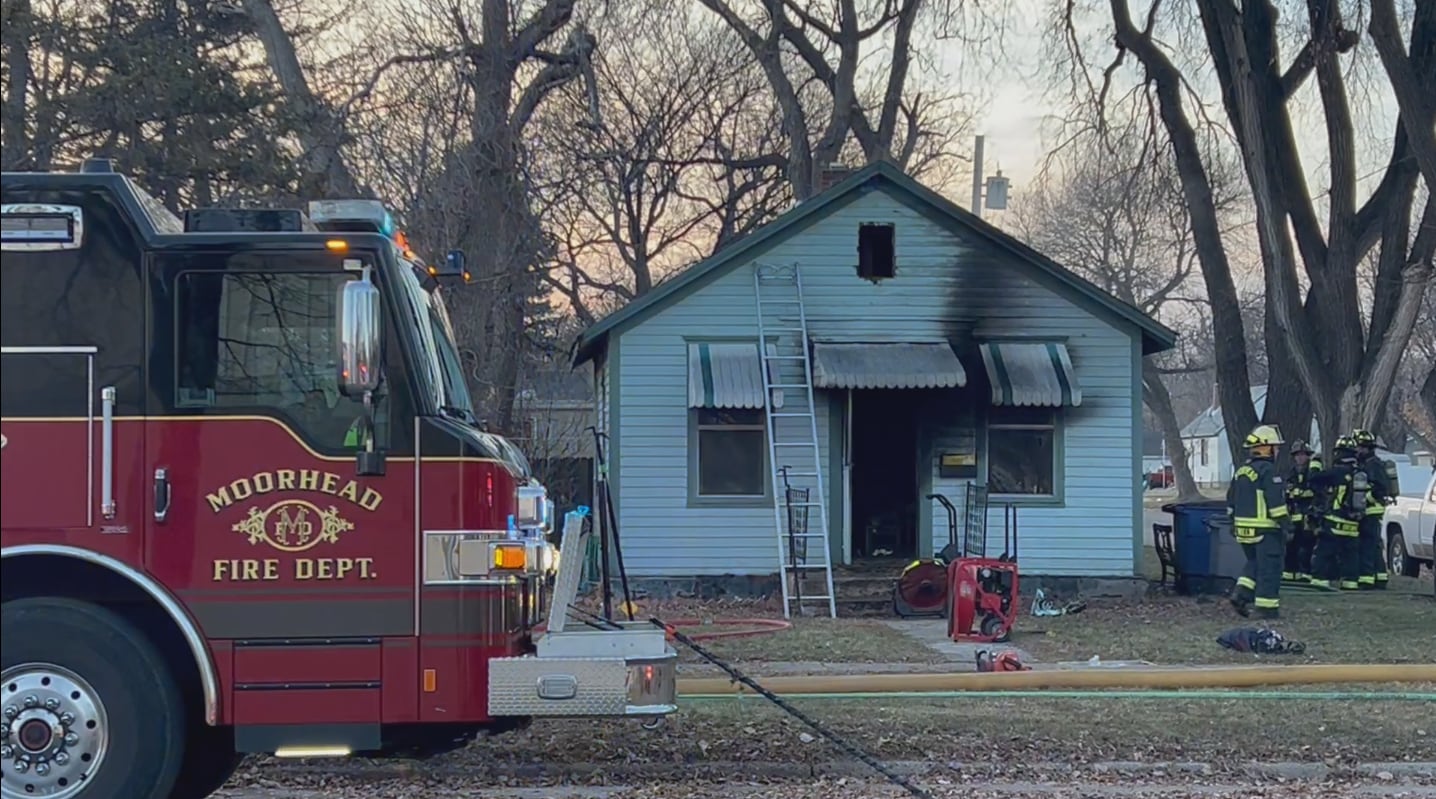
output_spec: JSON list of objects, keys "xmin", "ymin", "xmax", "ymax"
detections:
[{"xmin": 487, "ymin": 625, "xmax": 678, "ymax": 718}]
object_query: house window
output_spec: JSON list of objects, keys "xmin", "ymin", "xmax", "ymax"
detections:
[
  {"xmin": 857, "ymin": 223, "xmax": 895, "ymax": 281},
  {"xmin": 987, "ymin": 407, "xmax": 1057, "ymax": 497},
  {"xmin": 693, "ymin": 408, "xmax": 767, "ymax": 498},
  {"xmin": 1200, "ymin": 438, "xmax": 1209, "ymax": 466}
]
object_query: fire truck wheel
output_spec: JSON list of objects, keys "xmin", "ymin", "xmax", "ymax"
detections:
[
  {"xmin": 169, "ymin": 725, "xmax": 242, "ymax": 799},
  {"xmin": 1, "ymin": 597, "xmax": 186, "ymax": 799}
]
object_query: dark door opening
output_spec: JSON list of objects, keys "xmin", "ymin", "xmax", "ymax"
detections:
[{"xmin": 849, "ymin": 389, "xmax": 921, "ymax": 560}]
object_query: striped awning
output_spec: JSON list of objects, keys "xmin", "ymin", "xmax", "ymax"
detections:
[
  {"xmin": 688, "ymin": 342, "xmax": 782, "ymax": 409},
  {"xmin": 979, "ymin": 341, "xmax": 1082, "ymax": 407},
  {"xmin": 811, "ymin": 341, "xmax": 967, "ymax": 389}
]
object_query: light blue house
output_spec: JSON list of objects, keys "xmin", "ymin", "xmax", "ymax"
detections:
[{"xmin": 572, "ymin": 162, "xmax": 1177, "ymax": 586}]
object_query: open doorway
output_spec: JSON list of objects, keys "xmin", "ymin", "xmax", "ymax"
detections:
[{"xmin": 848, "ymin": 389, "xmax": 921, "ymax": 561}]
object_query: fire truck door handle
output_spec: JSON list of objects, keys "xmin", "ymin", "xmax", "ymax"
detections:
[
  {"xmin": 101, "ymin": 386, "xmax": 116, "ymax": 519},
  {"xmin": 154, "ymin": 468, "xmax": 171, "ymax": 524}
]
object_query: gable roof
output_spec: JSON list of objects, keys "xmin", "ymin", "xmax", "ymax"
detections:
[
  {"xmin": 1180, "ymin": 385, "xmax": 1268, "ymax": 438},
  {"xmin": 572, "ymin": 160, "xmax": 1179, "ymax": 365}
]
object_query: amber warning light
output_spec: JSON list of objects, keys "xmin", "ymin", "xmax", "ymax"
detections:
[{"xmin": 492, "ymin": 544, "xmax": 527, "ymax": 571}]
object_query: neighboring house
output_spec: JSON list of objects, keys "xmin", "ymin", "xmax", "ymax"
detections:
[
  {"xmin": 571, "ymin": 161, "xmax": 1177, "ymax": 583},
  {"xmin": 513, "ymin": 368, "xmax": 596, "ymax": 512},
  {"xmin": 1142, "ymin": 429, "xmax": 1169, "ymax": 487},
  {"xmin": 1179, "ymin": 385, "xmax": 1321, "ymax": 486}
]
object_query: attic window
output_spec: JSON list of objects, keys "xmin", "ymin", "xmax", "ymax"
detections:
[{"xmin": 857, "ymin": 223, "xmax": 895, "ymax": 281}]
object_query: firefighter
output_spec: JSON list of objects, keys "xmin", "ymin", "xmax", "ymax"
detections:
[
  {"xmin": 1352, "ymin": 429, "xmax": 1392, "ymax": 590},
  {"xmin": 1308, "ymin": 436, "xmax": 1363, "ymax": 592},
  {"xmin": 1281, "ymin": 440, "xmax": 1323, "ymax": 584},
  {"xmin": 1226, "ymin": 425, "xmax": 1290, "ymax": 619}
]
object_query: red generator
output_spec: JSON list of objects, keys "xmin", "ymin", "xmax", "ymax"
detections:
[{"xmin": 948, "ymin": 505, "xmax": 1020, "ymax": 643}]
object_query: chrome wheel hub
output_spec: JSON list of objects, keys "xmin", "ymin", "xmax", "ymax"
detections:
[{"xmin": 1, "ymin": 665, "xmax": 108, "ymax": 799}]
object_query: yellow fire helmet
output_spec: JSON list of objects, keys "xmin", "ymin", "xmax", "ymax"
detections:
[{"xmin": 1244, "ymin": 424, "xmax": 1284, "ymax": 449}]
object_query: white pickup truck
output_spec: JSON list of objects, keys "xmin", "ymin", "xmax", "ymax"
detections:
[{"xmin": 1385, "ymin": 469, "xmax": 1436, "ymax": 586}]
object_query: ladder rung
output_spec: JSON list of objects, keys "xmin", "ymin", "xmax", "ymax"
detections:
[
  {"xmin": 770, "ymin": 412, "xmax": 813, "ymax": 417},
  {"xmin": 780, "ymin": 501, "xmax": 824, "ymax": 508},
  {"xmin": 782, "ymin": 471, "xmax": 819, "ymax": 477},
  {"xmin": 783, "ymin": 532, "xmax": 828, "ymax": 539},
  {"xmin": 773, "ymin": 441, "xmax": 818, "ymax": 447},
  {"xmin": 764, "ymin": 327, "xmax": 805, "ymax": 333},
  {"xmin": 762, "ymin": 355, "xmax": 808, "ymax": 360},
  {"xmin": 768, "ymin": 383, "xmax": 811, "ymax": 389}
]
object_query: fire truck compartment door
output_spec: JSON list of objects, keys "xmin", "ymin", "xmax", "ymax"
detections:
[{"xmin": 0, "ymin": 347, "xmax": 99, "ymax": 530}]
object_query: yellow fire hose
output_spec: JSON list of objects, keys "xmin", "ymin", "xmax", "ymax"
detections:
[{"xmin": 677, "ymin": 663, "xmax": 1436, "ymax": 696}]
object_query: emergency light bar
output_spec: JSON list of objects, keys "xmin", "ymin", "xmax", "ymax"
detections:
[{"xmin": 308, "ymin": 199, "xmax": 396, "ymax": 235}]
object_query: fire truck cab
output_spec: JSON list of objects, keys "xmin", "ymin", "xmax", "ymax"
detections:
[{"xmin": 0, "ymin": 160, "xmax": 676, "ymax": 799}]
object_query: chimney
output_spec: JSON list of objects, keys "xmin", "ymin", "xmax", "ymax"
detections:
[{"xmin": 815, "ymin": 162, "xmax": 856, "ymax": 193}]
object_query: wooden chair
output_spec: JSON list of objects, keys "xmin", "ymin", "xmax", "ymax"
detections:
[{"xmin": 1152, "ymin": 523, "xmax": 1177, "ymax": 586}]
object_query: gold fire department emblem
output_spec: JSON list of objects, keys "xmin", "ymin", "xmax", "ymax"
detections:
[{"xmin": 232, "ymin": 499, "xmax": 354, "ymax": 553}]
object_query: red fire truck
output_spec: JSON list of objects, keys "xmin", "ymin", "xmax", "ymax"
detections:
[{"xmin": 0, "ymin": 159, "xmax": 676, "ymax": 799}]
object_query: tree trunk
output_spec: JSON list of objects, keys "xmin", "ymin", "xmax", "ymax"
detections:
[
  {"xmin": 1261, "ymin": 295, "xmax": 1315, "ymax": 465},
  {"xmin": 241, "ymin": 0, "xmax": 359, "ymax": 198},
  {"xmin": 1107, "ymin": 0, "xmax": 1259, "ymax": 466},
  {"xmin": 1143, "ymin": 360, "xmax": 1202, "ymax": 500},
  {"xmin": 1, "ymin": 0, "xmax": 31, "ymax": 168}
]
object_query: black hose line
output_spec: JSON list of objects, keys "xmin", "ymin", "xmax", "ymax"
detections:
[{"xmin": 653, "ymin": 618, "xmax": 934, "ymax": 799}]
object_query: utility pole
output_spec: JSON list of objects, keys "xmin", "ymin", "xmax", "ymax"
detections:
[
  {"xmin": 971, "ymin": 135, "xmax": 985, "ymax": 219},
  {"xmin": 970, "ymin": 135, "xmax": 1009, "ymax": 219}
]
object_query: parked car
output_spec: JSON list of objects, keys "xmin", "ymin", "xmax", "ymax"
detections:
[
  {"xmin": 1385, "ymin": 470, "xmax": 1436, "ymax": 585},
  {"xmin": 1146, "ymin": 466, "xmax": 1175, "ymax": 490}
]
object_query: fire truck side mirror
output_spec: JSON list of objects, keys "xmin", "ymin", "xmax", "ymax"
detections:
[{"xmin": 337, "ymin": 274, "xmax": 382, "ymax": 398}]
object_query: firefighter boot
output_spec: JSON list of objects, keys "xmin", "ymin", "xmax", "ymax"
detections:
[
  {"xmin": 1228, "ymin": 591, "xmax": 1251, "ymax": 617},
  {"xmin": 1257, "ymin": 607, "xmax": 1280, "ymax": 620}
]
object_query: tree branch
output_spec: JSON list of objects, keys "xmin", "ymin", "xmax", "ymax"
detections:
[{"xmin": 1370, "ymin": 0, "xmax": 1436, "ymax": 192}]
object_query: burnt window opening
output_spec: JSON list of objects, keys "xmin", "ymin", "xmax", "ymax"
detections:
[{"xmin": 857, "ymin": 223, "xmax": 896, "ymax": 281}]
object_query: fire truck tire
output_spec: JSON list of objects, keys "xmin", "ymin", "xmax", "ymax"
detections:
[
  {"xmin": 1, "ymin": 597, "xmax": 186, "ymax": 799},
  {"xmin": 168, "ymin": 725, "xmax": 242, "ymax": 799}
]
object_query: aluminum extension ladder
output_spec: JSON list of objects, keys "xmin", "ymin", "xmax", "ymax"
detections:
[{"xmin": 753, "ymin": 263, "xmax": 836, "ymax": 619}]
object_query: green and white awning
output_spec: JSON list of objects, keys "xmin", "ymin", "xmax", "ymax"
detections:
[
  {"xmin": 979, "ymin": 341, "xmax": 1082, "ymax": 407},
  {"xmin": 811, "ymin": 341, "xmax": 967, "ymax": 389},
  {"xmin": 687, "ymin": 342, "xmax": 783, "ymax": 409}
]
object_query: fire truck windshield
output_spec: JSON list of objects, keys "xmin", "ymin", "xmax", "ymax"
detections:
[
  {"xmin": 389, "ymin": 248, "xmax": 532, "ymax": 477},
  {"xmin": 392, "ymin": 253, "xmax": 472, "ymax": 421}
]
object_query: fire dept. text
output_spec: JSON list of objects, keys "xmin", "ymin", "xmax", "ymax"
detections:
[
  {"xmin": 206, "ymin": 469, "xmax": 383, "ymax": 513},
  {"xmin": 211, "ymin": 557, "xmax": 379, "ymax": 581}
]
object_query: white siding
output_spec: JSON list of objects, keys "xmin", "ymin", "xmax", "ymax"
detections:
[{"xmin": 613, "ymin": 188, "xmax": 1140, "ymax": 577}]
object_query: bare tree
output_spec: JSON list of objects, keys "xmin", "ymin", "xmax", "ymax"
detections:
[
  {"xmin": 1057, "ymin": 0, "xmax": 1436, "ymax": 461},
  {"xmin": 241, "ymin": 0, "xmax": 363, "ymax": 198},
  {"xmin": 529, "ymin": 3, "xmax": 790, "ymax": 322},
  {"xmin": 697, "ymin": 0, "xmax": 974, "ymax": 199},
  {"xmin": 1015, "ymin": 109, "xmax": 1242, "ymax": 499}
]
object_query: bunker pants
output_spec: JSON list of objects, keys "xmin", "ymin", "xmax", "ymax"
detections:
[
  {"xmin": 1311, "ymin": 522, "xmax": 1360, "ymax": 591},
  {"xmin": 1357, "ymin": 515, "xmax": 1388, "ymax": 589},
  {"xmin": 1282, "ymin": 516, "xmax": 1316, "ymax": 582},
  {"xmin": 1234, "ymin": 528, "xmax": 1284, "ymax": 614}
]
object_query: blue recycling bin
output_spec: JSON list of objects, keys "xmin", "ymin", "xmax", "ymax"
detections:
[{"xmin": 1162, "ymin": 500, "xmax": 1245, "ymax": 595}]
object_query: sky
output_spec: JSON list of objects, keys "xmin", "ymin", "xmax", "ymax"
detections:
[{"xmin": 930, "ymin": 0, "xmax": 1407, "ymax": 224}]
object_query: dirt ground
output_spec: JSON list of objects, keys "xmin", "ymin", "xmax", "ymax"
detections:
[
  {"xmin": 220, "ymin": 776, "xmax": 1436, "ymax": 799},
  {"xmin": 219, "ymin": 579, "xmax": 1435, "ymax": 797}
]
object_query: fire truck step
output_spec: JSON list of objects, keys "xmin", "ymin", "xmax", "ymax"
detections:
[{"xmin": 235, "ymin": 722, "xmax": 380, "ymax": 756}]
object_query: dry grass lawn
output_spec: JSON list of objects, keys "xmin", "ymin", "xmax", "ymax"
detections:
[{"xmin": 1019, "ymin": 574, "xmax": 1434, "ymax": 667}]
